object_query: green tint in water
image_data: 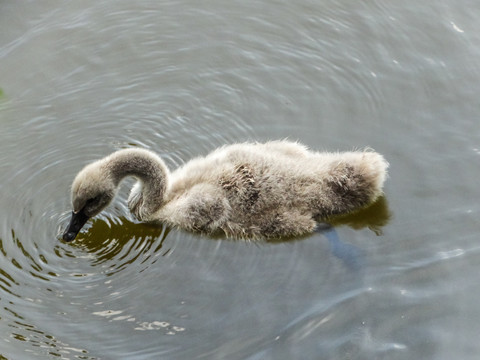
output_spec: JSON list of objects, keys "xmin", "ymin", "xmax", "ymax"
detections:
[
  {"xmin": 329, "ymin": 196, "xmax": 391, "ymax": 235},
  {"xmin": 1, "ymin": 0, "xmax": 480, "ymax": 358},
  {"xmin": 0, "ymin": 88, "xmax": 6, "ymax": 111},
  {"xmin": 72, "ymin": 218, "xmax": 169, "ymax": 275}
]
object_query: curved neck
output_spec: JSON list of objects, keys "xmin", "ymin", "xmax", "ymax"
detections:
[{"xmin": 105, "ymin": 148, "xmax": 169, "ymax": 218}]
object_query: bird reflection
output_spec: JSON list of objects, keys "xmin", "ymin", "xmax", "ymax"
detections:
[
  {"xmin": 67, "ymin": 196, "xmax": 390, "ymax": 272},
  {"xmin": 265, "ymin": 195, "xmax": 391, "ymax": 270},
  {"xmin": 317, "ymin": 196, "xmax": 390, "ymax": 270},
  {"xmin": 69, "ymin": 218, "xmax": 169, "ymax": 273}
]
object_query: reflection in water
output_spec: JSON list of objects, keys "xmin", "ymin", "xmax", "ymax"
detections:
[
  {"xmin": 68, "ymin": 195, "xmax": 390, "ymax": 244},
  {"xmin": 46, "ymin": 195, "xmax": 391, "ymax": 282},
  {"xmin": 0, "ymin": 238, "xmax": 21, "ymax": 297},
  {"xmin": 0, "ymin": 236, "xmax": 95, "ymax": 358},
  {"xmin": 12, "ymin": 229, "xmax": 52, "ymax": 281},
  {"xmin": 8, "ymin": 317, "xmax": 94, "ymax": 359},
  {"xmin": 329, "ymin": 195, "xmax": 391, "ymax": 234},
  {"xmin": 0, "ymin": 264, "xmax": 20, "ymax": 296},
  {"xmin": 321, "ymin": 197, "xmax": 390, "ymax": 270},
  {"xmin": 315, "ymin": 226, "xmax": 365, "ymax": 271},
  {"xmin": 73, "ymin": 195, "xmax": 390, "ymax": 275},
  {"xmin": 2, "ymin": 0, "xmax": 479, "ymax": 357},
  {"xmin": 63, "ymin": 218, "xmax": 169, "ymax": 275}
]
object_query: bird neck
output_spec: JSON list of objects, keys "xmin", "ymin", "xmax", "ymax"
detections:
[{"xmin": 106, "ymin": 148, "xmax": 169, "ymax": 219}]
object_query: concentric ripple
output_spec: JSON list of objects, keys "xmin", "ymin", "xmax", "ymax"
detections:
[{"xmin": 4, "ymin": 0, "xmax": 479, "ymax": 358}]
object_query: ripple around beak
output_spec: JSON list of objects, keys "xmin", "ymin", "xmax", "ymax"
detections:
[{"xmin": 62, "ymin": 210, "xmax": 90, "ymax": 242}]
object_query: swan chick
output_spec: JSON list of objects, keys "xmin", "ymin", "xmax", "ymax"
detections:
[{"xmin": 63, "ymin": 141, "xmax": 388, "ymax": 241}]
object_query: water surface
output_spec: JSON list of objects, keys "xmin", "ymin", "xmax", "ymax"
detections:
[{"xmin": 1, "ymin": 1, "xmax": 480, "ymax": 359}]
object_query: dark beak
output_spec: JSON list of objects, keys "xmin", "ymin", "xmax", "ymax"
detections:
[{"xmin": 62, "ymin": 209, "xmax": 90, "ymax": 242}]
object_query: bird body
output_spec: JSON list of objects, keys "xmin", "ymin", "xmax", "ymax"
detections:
[{"xmin": 63, "ymin": 141, "xmax": 388, "ymax": 241}]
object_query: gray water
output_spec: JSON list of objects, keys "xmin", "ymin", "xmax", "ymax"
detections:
[{"xmin": 1, "ymin": 1, "xmax": 480, "ymax": 359}]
